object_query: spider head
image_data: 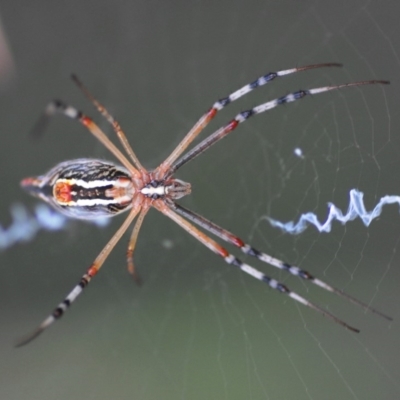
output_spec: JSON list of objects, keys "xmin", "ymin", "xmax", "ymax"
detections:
[{"xmin": 165, "ymin": 178, "xmax": 191, "ymax": 200}]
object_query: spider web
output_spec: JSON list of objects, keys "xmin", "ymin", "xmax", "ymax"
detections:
[{"xmin": 0, "ymin": 1, "xmax": 399, "ymax": 400}]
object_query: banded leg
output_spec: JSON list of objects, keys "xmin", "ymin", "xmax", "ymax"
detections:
[
  {"xmin": 169, "ymin": 201, "xmax": 392, "ymax": 321},
  {"xmin": 126, "ymin": 205, "xmax": 150, "ymax": 285},
  {"xmin": 30, "ymin": 100, "xmax": 140, "ymax": 177},
  {"xmin": 71, "ymin": 74, "xmax": 146, "ymax": 173},
  {"xmin": 155, "ymin": 200, "xmax": 360, "ymax": 333},
  {"xmin": 156, "ymin": 62, "xmax": 342, "ymax": 178},
  {"xmin": 167, "ymin": 80, "xmax": 389, "ymax": 175},
  {"xmin": 16, "ymin": 201, "xmax": 142, "ymax": 347}
]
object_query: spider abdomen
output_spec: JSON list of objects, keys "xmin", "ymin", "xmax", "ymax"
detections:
[{"xmin": 21, "ymin": 158, "xmax": 135, "ymax": 219}]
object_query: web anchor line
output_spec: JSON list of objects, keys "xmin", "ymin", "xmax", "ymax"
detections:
[{"xmin": 268, "ymin": 189, "xmax": 400, "ymax": 234}]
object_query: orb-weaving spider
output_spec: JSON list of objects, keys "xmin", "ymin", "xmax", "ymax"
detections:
[{"xmin": 18, "ymin": 63, "xmax": 391, "ymax": 346}]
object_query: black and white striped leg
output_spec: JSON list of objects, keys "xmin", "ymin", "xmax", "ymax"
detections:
[
  {"xmin": 16, "ymin": 205, "xmax": 141, "ymax": 346},
  {"xmin": 70, "ymin": 74, "xmax": 146, "ymax": 172},
  {"xmin": 224, "ymin": 254, "xmax": 359, "ymax": 332},
  {"xmin": 170, "ymin": 201, "xmax": 392, "ymax": 321},
  {"xmin": 161, "ymin": 63, "xmax": 343, "ymax": 171},
  {"xmin": 15, "ymin": 269, "xmax": 95, "ymax": 347},
  {"xmin": 210, "ymin": 62, "xmax": 342, "ymax": 112},
  {"xmin": 30, "ymin": 99, "xmax": 83, "ymax": 138},
  {"xmin": 170, "ymin": 79, "xmax": 389, "ymax": 174},
  {"xmin": 29, "ymin": 100, "xmax": 138, "ymax": 174},
  {"xmin": 156, "ymin": 201, "xmax": 360, "ymax": 333}
]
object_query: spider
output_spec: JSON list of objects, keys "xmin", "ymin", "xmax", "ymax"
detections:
[{"xmin": 17, "ymin": 62, "xmax": 391, "ymax": 346}]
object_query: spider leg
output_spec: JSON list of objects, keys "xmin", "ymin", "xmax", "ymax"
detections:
[
  {"xmin": 126, "ymin": 205, "xmax": 150, "ymax": 285},
  {"xmin": 155, "ymin": 200, "xmax": 360, "ymax": 333},
  {"xmin": 167, "ymin": 79, "xmax": 389, "ymax": 175},
  {"xmin": 169, "ymin": 201, "xmax": 392, "ymax": 321},
  {"xmin": 71, "ymin": 74, "xmax": 146, "ymax": 173},
  {"xmin": 157, "ymin": 62, "xmax": 342, "ymax": 178},
  {"xmin": 15, "ymin": 202, "xmax": 142, "ymax": 347},
  {"xmin": 30, "ymin": 100, "xmax": 140, "ymax": 177}
]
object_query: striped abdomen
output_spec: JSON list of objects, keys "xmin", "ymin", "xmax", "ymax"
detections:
[{"xmin": 21, "ymin": 159, "xmax": 135, "ymax": 219}]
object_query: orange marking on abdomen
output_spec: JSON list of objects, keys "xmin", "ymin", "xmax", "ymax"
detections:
[
  {"xmin": 53, "ymin": 181, "xmax": 72, "ymax": 203},
  {"xmin": 117, "ymin": 177, "xmax": 132, "ymax": 186}
]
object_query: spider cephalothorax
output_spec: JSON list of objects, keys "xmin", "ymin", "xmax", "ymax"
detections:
[{"xmin": 140, "ymin": 178, "xmax": 191, "ymax": 200}]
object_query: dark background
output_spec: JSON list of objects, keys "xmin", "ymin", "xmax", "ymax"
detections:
[{"xmin": 1, "ymin": 1, "xmax": 399, "ymax": 399}]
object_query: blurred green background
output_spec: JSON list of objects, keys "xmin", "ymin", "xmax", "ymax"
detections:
[{"xmin": 1, "ymin": 1, "xmax": 399, "ymax": 399}]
